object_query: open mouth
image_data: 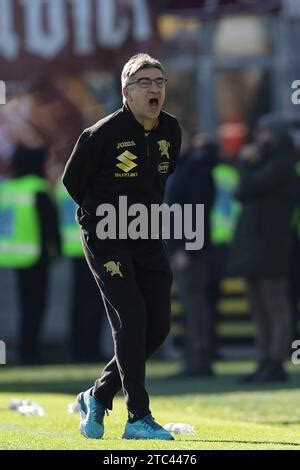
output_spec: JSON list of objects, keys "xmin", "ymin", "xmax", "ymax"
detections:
[{"xmin": 148, "ymin": 98, "xmax": 159, "ymax": 109}]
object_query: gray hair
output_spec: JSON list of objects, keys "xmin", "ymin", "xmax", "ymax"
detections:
[{"xmin": 121, "ymin": 53, "xmax": 164, "ymax": 89}]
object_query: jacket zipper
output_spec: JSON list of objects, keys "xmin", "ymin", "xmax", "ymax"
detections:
[
  {"xmin": 145, "ymin": 135, "xmax": 151, "ymax": 188},
  {"xmin": 145, "ymin": 133, "xmax": 150, "ymax": 158}
]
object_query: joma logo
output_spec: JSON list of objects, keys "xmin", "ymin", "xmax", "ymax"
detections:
[{"xmin": 117, "ymin": 141, "xmax": 136, "ymax": 149}]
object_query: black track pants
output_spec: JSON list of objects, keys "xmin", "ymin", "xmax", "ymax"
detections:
[{"xmin": 81, "ymin": 231, "xmax": 172, "ymax": 420}]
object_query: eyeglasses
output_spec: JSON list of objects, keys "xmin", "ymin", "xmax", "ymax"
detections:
[{"xmin": 126, "ymin": 77, "xmax": 168, "ymax": 89}]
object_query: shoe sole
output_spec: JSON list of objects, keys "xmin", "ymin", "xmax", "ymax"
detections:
[
  {"xmin": 122, "ymin": 433, "xmax": 174, "ymax": 441},
  {"xmin": 76, "ymin": 393, "xmax": 86, "ymax": 419},
  {"xmin": 76, "ymin": 392, "xmax": 87, "ymax": 437}
]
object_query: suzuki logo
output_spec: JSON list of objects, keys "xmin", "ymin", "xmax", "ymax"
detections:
[{"xmin": 116, "ymin": 151, "xmax": 138, "ymax": 173}]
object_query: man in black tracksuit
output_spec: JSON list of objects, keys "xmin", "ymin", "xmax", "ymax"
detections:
[{"xmin": 62, "ymin": 54, "xmax": 181, "ymax": 440}]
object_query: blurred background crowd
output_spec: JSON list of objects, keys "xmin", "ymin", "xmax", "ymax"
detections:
[{"xmin": 1, "ymin": 0, "xmax": 300, "ymax": 383}]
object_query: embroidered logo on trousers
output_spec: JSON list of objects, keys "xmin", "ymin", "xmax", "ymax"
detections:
[{"xmin": 104, "ymin": 261, "xmax": 124, "ymax": 278}]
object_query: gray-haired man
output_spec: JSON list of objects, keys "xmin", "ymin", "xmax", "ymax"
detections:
[{"xmin": 63, "ymin": 54, "xmax": 181, "ymax": 440}]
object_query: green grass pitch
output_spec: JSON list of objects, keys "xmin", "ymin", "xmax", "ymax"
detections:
[{"xmin": 1, "ymin": 360, "xmax": 300, "ymax": 450}]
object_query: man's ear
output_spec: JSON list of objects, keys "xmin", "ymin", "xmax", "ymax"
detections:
[{"xmin": 123, "ymin": 86, "xmax": 129, "ymax": 102}]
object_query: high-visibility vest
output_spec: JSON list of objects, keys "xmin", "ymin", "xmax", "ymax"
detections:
[
  {"xmin": 56, "ymin": 183, "xmax": 83, "ymax": 258},
  {"xmin": 211, "ymin": 164, "xmax": 241, "ymax": 245},
  {"xmin": 292, "ymin": 161, "xmax": 300, "ymax": 236},
  {"xmin": 0, "ymin": 175, "xmax": 49, "ymax": 267}
]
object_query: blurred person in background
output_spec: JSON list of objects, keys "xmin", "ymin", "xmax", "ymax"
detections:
[
  {"xmin": 165, "ymin": 132, "xmax": 217, "ymax": 378},
  {"xmin": 25, "ymin": 80, "xmax": 84, "ymax": 185},
  {"xmin": 0, "ymin": 83, "xmax": 103, "ymax": 364},
  {"xmin": 288, "ymin": 130, "xmax": 300, "ymax": 341},
  {"xmin": 208, "ymin": 155, "xmax": 241, "ymax": 359},
  {"xmin": 62, "ymin": 53, "xmax": 181, "ymax": 440},
  {"xmin": 0, "ymin": 141, "xmax": 61, "ymax": 364},
  {"xmin": 56, "ymin": 182, "xmax": 107, "ymax": 363},
  {"xmin": 290, "ymin": 203, "xmax": 300, "ymax": 340},
  {"xmin": 0, "ymin": 113, "xmax": 17, "ymax": 179},
  {"xmin": 229, "ymin": 115, "xmax": 300, "ymax": 383}
]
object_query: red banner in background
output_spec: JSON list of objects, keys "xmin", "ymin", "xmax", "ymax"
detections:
[
  {"xmin": 0, "ymin": 0, "xmax": 159, "ymax": 81},
  {"xmin": 160, "ymin": 0, "xmax": 281, "ymax": 16}
]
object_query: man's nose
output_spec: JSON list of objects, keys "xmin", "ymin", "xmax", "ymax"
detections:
[{"xmin": 149, "ymin": 80, "xmax": 160, "ymax": 91}]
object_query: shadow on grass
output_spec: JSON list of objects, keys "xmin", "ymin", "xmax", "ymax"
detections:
[
  {"xmin": 147, "ymin": 372, "xmax": 300, "ymax": 396},
  {"xmin": 178, "ymin": 438, "xmax": 300, "ymax": 447},
  {"xmin": 1, "ymin": 365, "xmax": 300, "ymax": 396}
]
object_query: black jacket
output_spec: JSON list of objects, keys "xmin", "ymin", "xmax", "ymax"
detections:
[
  {"xmin": 62, "ymin": 104, "xmax": 181, "ymax": 234},
  {"xmin": 165, "ymin": 142, "xmax": 217, "ymax": 255},
  {"xmin": 228, "ymin": 140, "xmax": 299, "ymax": 278}
]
